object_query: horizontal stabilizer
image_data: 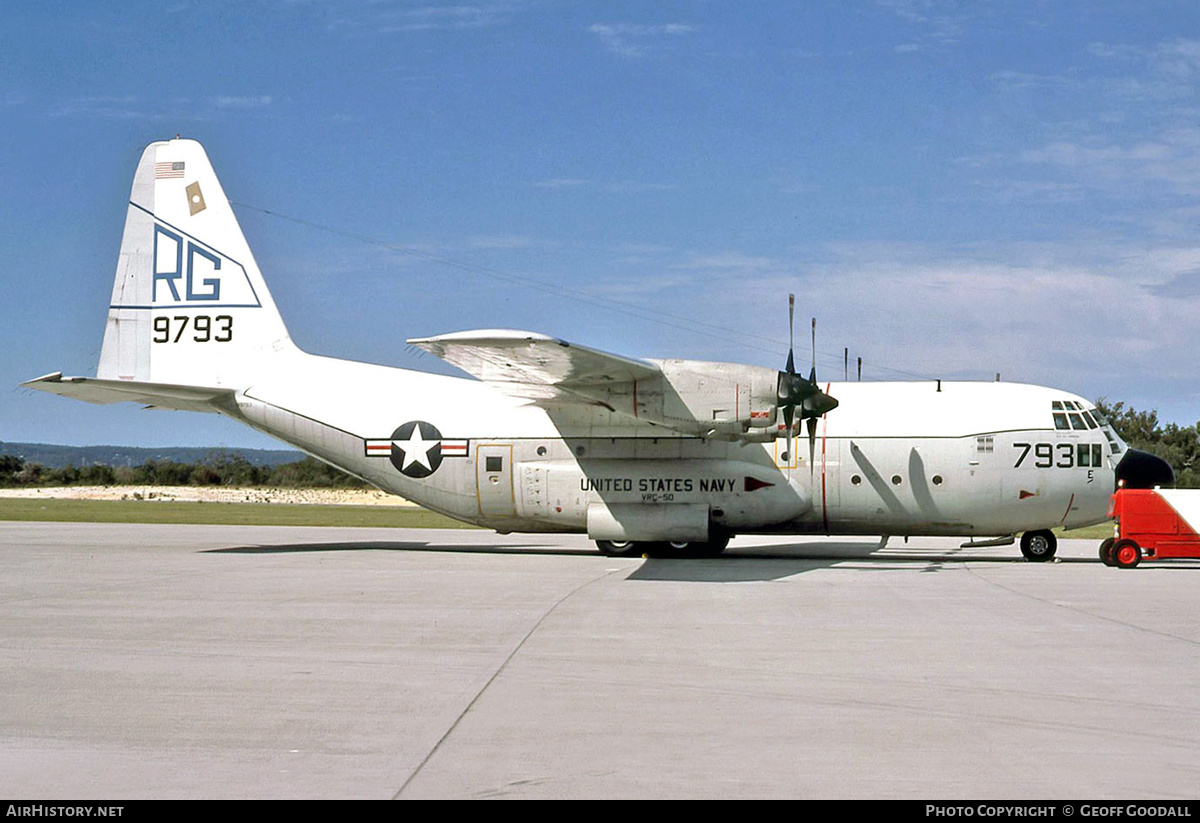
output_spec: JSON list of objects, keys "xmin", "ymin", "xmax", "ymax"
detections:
[{"xmin": 21, "ymin": 372, "xmax": 235, "ymax": 414}]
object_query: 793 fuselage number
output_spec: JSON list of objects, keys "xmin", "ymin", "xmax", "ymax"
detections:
[
  {"xmin": 1013, "ymin": 442, "xmax": 1103, "ymax": 469},
  {"xmin": 152, "ymin": 314, "xmax": 233, "ymax": 344}
]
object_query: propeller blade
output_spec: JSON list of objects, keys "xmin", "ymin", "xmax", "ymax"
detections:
[
  {"xmin": 784, "ymin": 403, "xmax": 794, "ymax": 466},
  {"xmin": 786, "ymin": 293, "xmax": 795, "ymax": 374},
  {"xmin": 810, "ymin": 317, "xmax": 816, "ymax": 377},
  {"xmin": 807, "ymin": 415, "xmax": 818, "ymax": 471}
]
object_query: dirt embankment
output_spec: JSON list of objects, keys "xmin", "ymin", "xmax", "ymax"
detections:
[{"xmin": 0, "ymin": 486, "xmax": 417, "ymax": 506}]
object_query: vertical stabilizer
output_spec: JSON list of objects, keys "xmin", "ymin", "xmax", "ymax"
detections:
[{"xmin": 98, "ymin": 138, "xmax": 295, "ymax": 388}]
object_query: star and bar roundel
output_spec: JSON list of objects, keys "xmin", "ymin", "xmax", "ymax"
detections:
[{"xmin": 364, "ymin": 421, "xmax": 468, "ymax": 478}]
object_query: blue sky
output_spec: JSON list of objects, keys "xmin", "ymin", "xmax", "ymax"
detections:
[{"xmin": 4, "ymin": 1, "xmax": 1200, "ymax": 448}]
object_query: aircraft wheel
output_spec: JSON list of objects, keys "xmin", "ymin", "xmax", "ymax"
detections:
[
  {"xmin": 663, "ymin": 536, "xmax": 731, "ymax": 557},
  {"xmin": 638, "ymin": 536, "xmax": 732, "ymax": 558},
  {"xmin": 1112, "ymin": 538, "xmax": 1141, "ymax": 569},
  {"xmin": 688, "ymin": 535, "xmax": 731, "ymax": 557},
  {"xmin": 1020, "ymin": 529, "xmax": 1057, "ymax": 562},
  {"xmin": 645, "ymin": 542, "xmax": 690, "ymax": 557},
  {"xmin": 596, "ymin": 540, "xmax": 643, "ymax": 558},
  {"xmin": 1099, "ymin": 537, "xmax": 1116, "ymax": 566}
]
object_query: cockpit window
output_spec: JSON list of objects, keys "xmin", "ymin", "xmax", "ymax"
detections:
[{"xmin": 1052, "ymin": 399, "xmax": 1101, "ymax": 431}]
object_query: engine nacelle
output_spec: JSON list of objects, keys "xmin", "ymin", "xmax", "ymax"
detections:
[
  {"xmin": 569, "ymin": 359, "xmax": 780, "ymax": 438},
  {"xmin": 587, "ymin": 502, "xmax": 710, "ymax": 542}
]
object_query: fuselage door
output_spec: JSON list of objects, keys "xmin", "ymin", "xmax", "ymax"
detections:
[{"xmin": 476, "ymin": 444, "xmax": 515, "ymax": 516}]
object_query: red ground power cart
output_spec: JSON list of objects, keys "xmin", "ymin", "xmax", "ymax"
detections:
[{"xmin": 1103, "ymin": 487, "xmax": 1200, "ymax": 568}]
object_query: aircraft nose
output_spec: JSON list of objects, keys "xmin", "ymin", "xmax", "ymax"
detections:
[{"xmin": 1115, "ymin": 448, "xmax": 1175, "ymax": 489}]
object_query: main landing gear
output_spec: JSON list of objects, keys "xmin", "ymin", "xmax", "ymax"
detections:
[
  {"xmin": 595, "ymin": 536, "xmax": 731, "ymax": 558},
  {"xmin": 1019, "ymin": 529, "xmax": 1057, "ymax": 562}
]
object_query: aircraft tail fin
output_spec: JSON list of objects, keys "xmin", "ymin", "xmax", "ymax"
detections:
[{"xmin": 98, "ymin": 138, "xmax": 296, "ymax": 389}]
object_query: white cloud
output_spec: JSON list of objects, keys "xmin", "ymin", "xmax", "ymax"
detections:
[
  {"xmin": 385, "ymin": 5, "xmax": 510, "ymax": 31},
  {"xmin": 1150, "ymin": 38, "xmax": 1200, "ymax": 79},
  {"xmin": 588, "ymin": 22, "xmax": 695, "ymax": 59},
  {"xmin": 328, "ymin": 4, "xmax": 514, "ymax": 34},
  {"xmin": 530, "ymin": 178, "xmax": 589, "ymax": 189},
  {"xmin": 467, "ymin": 234, "xmax": 554, "ymax": 250},
  {"xmin": 602, "ymin": 180, "xmax": 674, "ymax": 194},
  {"xmin": 213, "ymin": 95, "xmax": 273, "ymax": 108},
  {"xmin": 674, "ymin": 252, "xmax": 780, "ymax": 273},
  {"xmin": 1019, "ymin": 128, "xmax": 1200, "ymax": 195},
  {"xmin": 48, "ymin": 96, "xmax": 207, "ymax": 120},
  {"xmin": 876, "ymin": 0, "xmax": 968, "ymax": 47},
  {"xmin": 529, "ymin": 177, "xmax": 673, "ymax": 194},
  {"xmin": 567, "ymin": 233, "xmax": 1200, "ymax": 406}
]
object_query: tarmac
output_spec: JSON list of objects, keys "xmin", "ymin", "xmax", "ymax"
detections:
[{"xmin": 1, "ymin": 521, "xmax": 1198, "ymax": 799}]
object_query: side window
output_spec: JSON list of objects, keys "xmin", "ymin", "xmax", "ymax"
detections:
[{"xmin": 1103, "ymin": 428, "xmax": 1123, "ymax": 455}]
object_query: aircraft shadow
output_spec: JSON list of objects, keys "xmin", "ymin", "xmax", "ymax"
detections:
[
  {"xmin": 202, "ymin": 538, "xmax": 1069, "ymax": 583},
  {"xmin": 204, "ymin": 541, "xmax": 598, "ymax": 557},
  {"xmin": 630, "ymin": 541, "xmax": 1025, "ymax": 582}
]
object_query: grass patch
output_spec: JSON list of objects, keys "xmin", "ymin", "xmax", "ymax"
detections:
[
  {"xmin": 1057, "ymin": 521, "xmax": 1117, "ymax": 540},
  {"xmin": 0, "ymin": 498, "xmax": 479, "ymax": 529}
]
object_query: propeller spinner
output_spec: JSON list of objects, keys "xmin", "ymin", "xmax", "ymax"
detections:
[{"xmin": 777, "ymin": 295, "xmax": 839, "ymax": 465}]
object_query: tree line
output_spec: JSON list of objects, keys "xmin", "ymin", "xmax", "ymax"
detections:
[
  {"xmin": 1094, "ymin": 400, "xmax": 1198, "ymax": 488},
  {"xmin": 0, "ymin": 451, "xmax": 367, "ymax": 489},
  {"xmin": 2, "ymin": 400, "xmax": 1196, "ymax": 488}
]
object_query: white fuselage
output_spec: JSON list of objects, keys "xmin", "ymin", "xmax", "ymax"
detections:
[
  {"xmin": 27, "ymin": 138, "xmax": 1134, "ymax": 554},
  {"xmin": 229, "ymin": 350, "xmax": 1117, "ymax": 539}
]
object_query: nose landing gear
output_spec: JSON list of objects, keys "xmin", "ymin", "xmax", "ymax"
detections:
[{"xmin": 1020, "ymin": 529, "xmax": 1057, "ymax": 562}]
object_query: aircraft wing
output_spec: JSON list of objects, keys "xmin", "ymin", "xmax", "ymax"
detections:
[
  {"xmin": 21, "ymin": 372, "xmax": 235, "ymax": 414},
  {"xmin": 407, "ymin": 330, "xmax": 662, "ymax": 402}
]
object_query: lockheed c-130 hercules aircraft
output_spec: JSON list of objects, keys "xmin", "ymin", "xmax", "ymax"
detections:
[{"xmin": 24, "ymin": 139, "xmax": 1174, "ymax": 559}]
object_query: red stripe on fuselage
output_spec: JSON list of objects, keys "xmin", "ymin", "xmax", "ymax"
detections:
[{"xmin": 821, "ymin": 382, "xmax": 830, "ymax": 532}]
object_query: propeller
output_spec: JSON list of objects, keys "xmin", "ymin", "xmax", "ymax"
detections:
[{"xmin": 777, "ymin": 294, "xmax": 839, "ymax": 467}]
